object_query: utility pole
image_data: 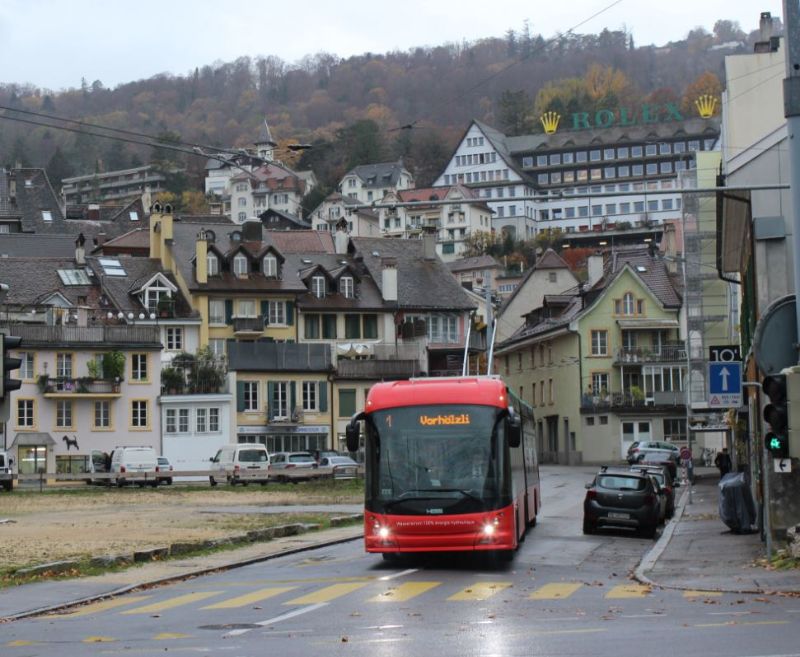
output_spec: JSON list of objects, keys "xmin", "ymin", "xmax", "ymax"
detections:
[{"xmin": 783, "ymin": 0, "xmax": 800, "ymax": 356}]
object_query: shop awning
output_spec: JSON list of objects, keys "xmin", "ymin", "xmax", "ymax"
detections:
[{"xmin": 10, "ymin": 432, "xmax": 55, "ymax": 447}]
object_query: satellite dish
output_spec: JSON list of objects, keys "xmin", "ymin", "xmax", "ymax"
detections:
[{"xmin": 753, "ymin": 294, "xmax": 797, "ymax": 375}]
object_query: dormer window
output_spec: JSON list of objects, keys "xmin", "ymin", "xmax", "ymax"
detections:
[
  {"xmin": 233, "ymin": 253, "xmax": 248, "ymax": 277},
  {"xmin": 207, "ymin": 253, "xmax": 219, "ymax": 276},
  {"xmin": 312, "ymin": 275, "xmax": 326, "ymax": 299},
  {"xmin": 263, "ymin": 254, "xmax": 278, "ymax": 278},
  {"xmin": 340, "ymin": 276, "xmax": 354, "ymax": 299}
]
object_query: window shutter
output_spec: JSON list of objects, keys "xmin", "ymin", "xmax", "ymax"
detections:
[
  {"xmin": 267, "ymin": 382, "xmax": 275, "ymax": 420},
  {"xmin": 261, "ymin": 301, "xmax": 269, "ymax": 326},
  {"xmin": 225, "ymin": 300, "xmax": 233, "ymax": 324},
  {"xmin": 286, "ymin": 301, "xmax": 294, "ymax": 326},
  {"xmin": 319, "ymin": 381, "xmax": 328, "ymax": 412},
  {"xmin": 236, "ymin": 381, "xmax": 245, "ymax": 412},
  {"xmin": 290, "ymin": 381, "xmax": 296, "ymax": 413}
]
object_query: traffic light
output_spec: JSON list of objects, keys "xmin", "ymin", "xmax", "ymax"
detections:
[
  {"xmin": 763, "ymin": 373, "xmax": 789, "ymax": 459},
  {"xmin": 0, "ymin": 334, "xmax": 22, "ymax": 400}
]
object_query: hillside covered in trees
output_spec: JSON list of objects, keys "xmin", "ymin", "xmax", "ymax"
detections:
[{"xmin": 0, "ymin": 17, "xmax": 769, "ymax": 213}]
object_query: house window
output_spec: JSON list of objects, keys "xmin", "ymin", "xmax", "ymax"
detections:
[
  {"xmin": 344, "ymin": 314, "xmax": 361, "ymax": 339},
  {"xmin": 312, "ymin": 275, "xmax": 326, "ymax": 298},
  {"xmin": 56, "ymin": 400, "xmax": 73, "ymax": 429},
  {"xmin": 165, "ymin": 409, "xmax": 177, "ymax": 433},
  {"xmin": 623, "ymin": 292, "xmax": 635, "ymax": 315},
  {"xmin": 340, "ymin": 276, "xmax": 354, "ymax": 298},
  {"xmin": 243, "ymin": 381, "xmax": 259, "ymax": 411},
  {"xmin": 20, "ymin": 352, "xmax": 34, "ymax": 379},
  {"xmin": 207, "ymin": 253, "xmax": 219, "ymax": 276},
  {"xmin": 196, "ymin": 408, "xmax": 207, "ymax": 433},
  {"xmin": 237, "ymin": 299, "xmax": 256, "ymax": 318},
  {"xmin": 548, "ymin": 272, "xmax": 557, "ymax": 283},
  {"xmin": 238, "ymin": 212, "xmax": 246, "ymax": 221},
  {"xmin": 303, "ymin": 381, "xmax": 318, "ymax": 411},
  {"xmin": 131, "ymin": 400, "xmax": 148, "ymax": 428},
  {"xmin": 209, "ymin": 408, "xmax": 220, "ymax": 432},
  {"xmin": 271, "ymin": 381, "xmax": 289, "ymax": 419},
  {"xmin": 17, "ymin": 399, "xmax": 34, "ymax": 427},
  {"xmin": 548, "ymin": 379, "xmax": 554, "ymax": 404},
  {"xmin": 322, "ymin": 314, "xmax": 337, "ymax": 338},
  {"xmin": 209, "ymin": 339, "xmax": 226, "ymax": 358},
  {"xmin": 339, "ymin": 388, "xmax": 356, "ymax": 418},
  {"xmin": 592, "ymin": 372, "xmax": 609, "ymax": 395},
  {"xmin": 178, "ymin": 408, "xmax": 190, "ymax": 433},
  {"xmin": 363, "ymin": 314, "xmax": 378, "ymax": 339},
  {"xmin": 94, "ymin": 401, "xmax": 110, "ymax": 428},
  {"xmin": 263, "ymin": 255, "xmax": 278, "ymax": 277},
  {"xmin": 428, "ymin": 314, "xmax": 458, "ymax": 343},
  {"xmin": 663, "ymin": 418, "xmax": 687, "ymax": 442},
  {"xmin": 209, "ymin": 300, "xmax": 225, "ymax": 324},
  {"xmin": 233, "ymin": 253, "xmax": 248, "ymax": 276},
  {"xmin": 304, "ymin": 314, "xmax": 320, "ymax": 339},
  {"xmin": 131, "ymin": 354, "xmax": 148, "ymax": 381},
  {"xmin": 42, "ymin": 210, "xmax": 53, "ymax": 222},
  {"xmin": 166, "ymin": 328, "xmax": 183, "ymax": 351},
  {"xmin": 268, "ymin": 300, "xmax": 286, "ymax": 325},
  {"xmin": 56, "ymin": 353, "xmax": 73, "ymax": 378},
  {"xmin": 591, "ymin": 330, "xmax": 608, "ymax": 356}
]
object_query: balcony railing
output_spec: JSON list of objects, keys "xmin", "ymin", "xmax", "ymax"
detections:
[
  {"xmin": 232, "ymin": 317, "xmax": 265, "ymax": 335},
  {"xmin": 336, "ymin": 359, "xmax": 422, "ymax": 379},
  {"xmin": 615, "ymin": 344, "xmax": 686, "ymax": 364},
  {"xmin": 580, "ymin": 389, "xmax": 686, "ymax": 412},
  {"xmin": 40, "ymin": 376, "xmax": 121, "ymax": 396},
  {"xmin": 3, "ymin": 325, "xmax": 160, "ymax": 346}
]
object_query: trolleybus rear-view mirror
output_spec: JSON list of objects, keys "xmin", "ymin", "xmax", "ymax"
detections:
[{"xmin": 346, "ymin": 412, "xmax": 366, "ymax": 453}]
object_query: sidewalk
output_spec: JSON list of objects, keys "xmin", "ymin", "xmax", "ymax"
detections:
[{"xmin": 637, "ymin": 470, "xmax": 800, "ymax": 594}]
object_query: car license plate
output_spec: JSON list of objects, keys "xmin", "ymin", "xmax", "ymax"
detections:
[{"xmin": 608, "ymin": 512, "xmax": 630, "ymax": 520}]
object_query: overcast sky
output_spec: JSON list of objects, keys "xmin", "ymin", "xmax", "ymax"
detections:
[{"xmin": 0, "ymin": 0, "xmax": 783, "ymax": 91}]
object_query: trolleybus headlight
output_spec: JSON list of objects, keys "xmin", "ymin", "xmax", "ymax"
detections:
[
  {"xmin": 378, "ymin": 526, "xmax": 391, "ymax": 540},
  {"xmin": 482, "ymin": 516, "xmax": 500, "ymax": 537}
]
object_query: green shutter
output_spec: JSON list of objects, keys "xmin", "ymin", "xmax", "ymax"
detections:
[
  {"xmin": 286, "ymin": 301, "xmax": 294, "ymax": 326},
  {"xmin": 225, "ymin": 300, "xmax": 233, "ymax": 325},
  {"xmin": 319, "ymin": 381, "xmax": 328, "ymax": 412},
  {"xmin": 261, "ymin": 300, "xmax": 269, "ymax": 325},
  {"xmin": 267, "ymin": 382, "xmax": 275, "ymax": 420},
  {"xmin": 236, "ymin": 381, "xmax": 245, "ymax": 412},
  {"xmin": 323, "ymin": 314, "xmax": 337, "ymax": 339},
  {"xmin": 290, "ymin": 381, "xmax": 296, "ymax": 414}
]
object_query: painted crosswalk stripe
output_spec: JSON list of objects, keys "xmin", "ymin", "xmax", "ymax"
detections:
[
  {"xmin": 59, "ymin": 595, "xmax": 152, "ymax": 617},
  {"xmin": 202, "ymin": 587, "xmax": 297, "ymax": 609},
  {"xmin": 284, "ymin": 582, "xmax": 368, "ymax": 605},
  {"xmin": 529, "ymin": 583, "xmax": 583, "ymax": 600},
  {"xmin": 448, "ymin": 582, "xmax": 512, "ymax": 601},
  {"xmin": 121, "ymin": 591, "xmax": 221, "ymax": 614},
  {"xmin": 370, "ymin": 582, "xmax": 441, "ymax": 602},
  {"xmin": 606, "ymin": 584, "xmax": 650, "ymax": 599},
  {"xmin": 683, "ymin": 590, "xmax": 722, "ymax": 598}
]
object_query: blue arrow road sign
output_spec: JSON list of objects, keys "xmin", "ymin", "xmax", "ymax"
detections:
[{"xmin": 707, "ymin": 361, "xmax": 742, "ymax": 408}]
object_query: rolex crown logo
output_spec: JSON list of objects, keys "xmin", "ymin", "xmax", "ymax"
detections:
[
  {"xmin": 540, "ymin": 111, "xmax": 561, "ymax": 135},
  {"xmin": 695, "ymin": 94, "xmax": 718, "ymax": 119}
]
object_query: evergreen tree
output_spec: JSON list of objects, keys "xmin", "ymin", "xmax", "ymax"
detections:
[{"xmin": 46, "ymin": 146, "xmax": 73, "ymax": 189}]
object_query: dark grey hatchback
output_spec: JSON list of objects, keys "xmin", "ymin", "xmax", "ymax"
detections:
[{"xmin": 583, "ymin": 467, "xmax": 661, "ymax": 538}]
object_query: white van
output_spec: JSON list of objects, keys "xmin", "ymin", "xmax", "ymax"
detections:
[
  {"xmin": 209, "ymin": 444, "xmax": 270, "ymax": 486},
  {"xmin": 109, "ymin": 446, "xmax": 159, "ymax": 487}
]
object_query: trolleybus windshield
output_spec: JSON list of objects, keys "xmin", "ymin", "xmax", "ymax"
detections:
[{"xmin": 367, "ymin": 404, "xmax": 508, "ymax": 515}]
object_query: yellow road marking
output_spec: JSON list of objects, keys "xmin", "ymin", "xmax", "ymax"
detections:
[
  {"xmin": 606, "ymin": 583, "xmax": 650, "ymax": 599},
  {"xmin": 202, "ymin": 587, "xmax": 297, "ymax": 609},
  {"xmin": 7, "ymin": 640, "xmax": 38, "ymax": 646},
  {"xmin": 59, "ymin": 595, "xmax": 152, "ymax": 617},
  {"xmin": 121, "ymin": 591, "xmax": 221, "ymax": 614},
  {"xmin": 83, "ymin": 636, "xmax": 116, "ymax": 643},
  {"xmin": 370, "ymin": 582, "xmax": 441, "ymax": 602},
  {"xmin": 284, "ymin": 582, "xmax": 368, "ymax": 605},
  {"xmin": 683, "ymin": 590, "xmax": 723, "ymax": 598},
  {"xmin": 530, "ymin": 582, "xmax": 583, "ymax": 600},
  {"xmin": 695, "ymin": 620, "xmax": 789, "ymax": 628},
  {"xmin": 448, "ymin": 582, "xmax": 512, "ymax": 601},
  {"xmin": 154, "ymin": 633, "xmax": 190, "ymax": 640}
]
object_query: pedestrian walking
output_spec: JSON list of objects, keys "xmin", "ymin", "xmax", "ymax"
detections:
[{"xmin": 714, "ymin": 447, "xmax": 732, "ymax": 477}]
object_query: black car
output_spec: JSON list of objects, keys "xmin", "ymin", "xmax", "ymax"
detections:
[
  {"xmin": 583, "ymin": 466, "xmax": 662, "ymax": 538},
  {"xmin": 632, "ymin": 464, "xmax": 678, "ymax": 518},
  {"xmin": 635, "ymin": 448, "xmax": 679, "ymax": 479}
]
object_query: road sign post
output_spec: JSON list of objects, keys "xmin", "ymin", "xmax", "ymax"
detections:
[{"xmin": 707, "ymin": 361, "xmax": 743, "ymax": 408}]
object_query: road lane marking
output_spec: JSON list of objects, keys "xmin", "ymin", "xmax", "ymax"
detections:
[
  {"xmin": 153, "ymin": 633, "xmax": 190, "ymax": 640},
  {"xmin": 202, "ymin": 587, "xmax": 297, "ymax": 609},
  {"xmin": 378, "ymin": 568, "xmax": 418, "ymax": 581},
  {"xmin": 121, "ymin": 591, "xmax": 221, "ymax": 614},
  {"xmin": 606, "ymin": 583, "xmax": 650, "ymax": 599},
  {"xmin": 370, "ymin": 582, "xmax": 440, "ymax": 602},
  {"xmin": 83, "ymin": 636, "xmax": 116, "ymax": 643},
  {"xmin": 226, "ymin": 602, "xmax": 328, "ymax": 637},
  {"xmin": 694, "ymin": 620, "xmax": 789, "ymax": 628},
  {"xmin": 284, "ymin": 582, "xmax": 368, "ymax": 605},
  {"xmin": 684, "ymin": 590, "xmax": 723, "ymax": 598},
  {"xmin": 529, "ymin": 583, "xmax": 583, "ymax": 600},
  {"xmin": 448, "ymin": 582, "xmax": 512, "ymax": 601},
  {"xmin": 58, "ymin": 595, "xmax": 152, "ymax": 617}
]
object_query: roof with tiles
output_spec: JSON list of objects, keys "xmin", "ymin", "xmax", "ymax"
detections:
[
  {"xmin": 447, "ymin": 255, "xmax": 502, "ymax": 273},
  {"xmin": 346, "ymin": 161, "xmax": 409, "ymax": 188}
]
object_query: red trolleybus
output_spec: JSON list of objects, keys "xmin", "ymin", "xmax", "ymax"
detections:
[{"xmin": 346, "ymin": 376, "xmax": 539, "ymax": 561}]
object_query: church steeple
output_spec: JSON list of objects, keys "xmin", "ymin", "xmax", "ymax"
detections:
[{"xmin": 254, "ymin": 116, "xmax": 277, "ymax": 162}]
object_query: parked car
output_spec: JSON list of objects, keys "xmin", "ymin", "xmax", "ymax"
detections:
[
  {"xmin": 583, "ymin": 466, "xmax": 661, "ymax": 538},
  {"xmin": 270, "ymin": 451, "xmax": 319, "ymax": 483},
  {"xmin": 635, "ymin": 448, "xmax": 679, "ymax": 479},
  {"xmin": 156, "ymin": 456, "xmax": 174, "ymax": 485},
  {"xmin": 0, "ymin": 449, "xmax": 13, "ymax": 492},
  {"xmin": 627, "ymin": 441, "xmax": 680, "ymax": 464},
  {"xmin": 109, "ymin": 446, "xmax": 159, "ymax": 488},
  {"xmin": 632, "ymin": 464, "xmax": 678, "ymax": 519},
  {"xmin": 318, "ymin": 455, "xmax": 358, "ymax": 479},
  {"xmin": 209, "ymin": 444, "xmax": 270, "ymax": 486}
]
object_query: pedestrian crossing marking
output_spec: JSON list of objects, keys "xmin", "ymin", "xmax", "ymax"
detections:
[
  {"xmin": 683, "ymin": 590, "xmax": 722, "ymax": 598},
  {"xmin": 83, "ymin": 636, "xmax": 116, "ymax": 643},
  {"xmin": 370, "ymin": 582, "xmax": 441, "ymax": 602},
  {"xmin": 606, "ymin": 584, "xmax": 650, "ymax": 599},
  {"xmin": 58, "ymin": 595, "xmax": 152, "ymax": 617},
  {"xmin": 284, "ymin": 582, "xmax": 369, "ymax": 605},
  {"xmin": 448, "ymin": 582, "xmax": 512, "ymax": 601},
  {"xmin": 121, "ymin": 591, "xmax": 221, "ymax": 614},
  {"xmin": 529, "ymin": 582, "xmax": 583, "ymax": 600},
  {"xmin": 202, "ymin": 587, "xmax": 297, "ymax": 609},
  {"xmin": 153, "ymin": 633, "xmax": 190, "ymax": 640}
]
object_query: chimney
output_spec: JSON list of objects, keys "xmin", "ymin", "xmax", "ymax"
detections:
[
  {"xmin": 334, "ymin": 224, "xmax": 349, "ymax": 254},
  {"xmin": 759, "ymin": 12, "xmax": 773, "ymax": 42},
  {"xmin": 87, "ymin": 204, "xmax": 100, "ymax": 221},
  {"xmin": 587, "ymin": 252, "xmax": 604, "ymax": 287},
  {"xmin": 242, "ymin": 217, "xmax": 263, "ymax": 242},
  {"xmin": 195, "ymin": 229, "xmax": 209, "ymax": 284},
  {"xmin": 75, "ymin": 233, "xmax": 86, "ymax": 265},
  {"xmin": 95, "ymin": 232, "xmax": 107, "ymax": 248},
  {"xmin": 422, "ymin": 228, "xmax": 437, "ymax": 260},
  {"xmin": 76, "ymin": 307, "xmax": 88, "ymax": 327},
  {"xmin": 381, "ymin": 257, "xmax": 398, "ymax": 302}
]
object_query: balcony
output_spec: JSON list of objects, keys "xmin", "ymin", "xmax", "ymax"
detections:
[
  {"xmin": 3, "ymin": 325, "xmax": 160, "ymax": 347},
  {"xmin": 614, "ymin": 344, "xmax": 687, "ymax": 364},
  {"xmin": 336, "ymin": 359, "xmax": 422, "ymax": 380},
  {"xmin": 580, "ymin": 389, "xmax": 686, "ymax": 414},
  {"xmin": 232, "ymin": 316, "xmax": 265, "ymax": 337},
  {"xmin": 39, "ymin": 376, "xmax": 122, "ymax": 398}
]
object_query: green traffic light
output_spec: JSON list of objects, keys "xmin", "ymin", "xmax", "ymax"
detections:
[{"xmin": 769, "ymin": 437, "xmax": 783, "ymax": 450}]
